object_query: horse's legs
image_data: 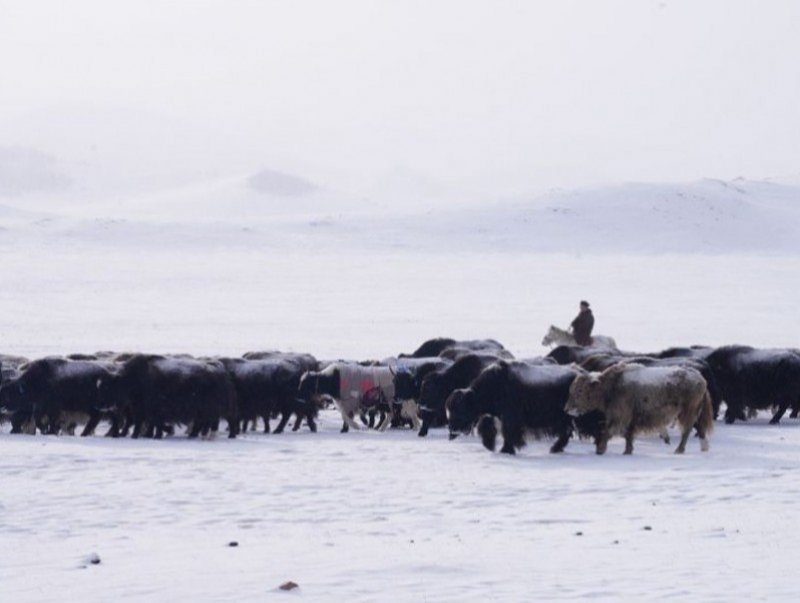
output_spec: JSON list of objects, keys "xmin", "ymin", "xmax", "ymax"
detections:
[{"xmin": 659, "ymin": 428, "xmax": 670, "ymax": 445}]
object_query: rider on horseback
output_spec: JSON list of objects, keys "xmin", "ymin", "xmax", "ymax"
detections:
[{"xmin": 570, "ymin": 300, "xmax": 594, "ymax": 346}]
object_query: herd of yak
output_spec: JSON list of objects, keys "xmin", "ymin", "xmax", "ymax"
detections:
[{"xmin": 0, "ymin": 337, "xmax": 798, "ymax": 455}]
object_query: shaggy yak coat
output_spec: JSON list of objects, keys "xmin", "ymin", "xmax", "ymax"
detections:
[
  {"xmin": 566, "ymin": 362, "xmax": 713, "ymax": 455},
  {"xmin": 446, "ymin": 360, "xmax": 604, "ymax": 455}
]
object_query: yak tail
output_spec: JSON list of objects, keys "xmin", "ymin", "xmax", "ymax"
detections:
[
  {"xmin": 477, "ymin": 414, "xmax": 498, "ymax": 452},
  {"xmin": 698, "ymin": 389, "xmax": 714, "ymax": 437}
]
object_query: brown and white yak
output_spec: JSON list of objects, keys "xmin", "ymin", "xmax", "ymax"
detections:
[{"xmin": 565, "ymin": 362, "xmax": 713, "ymax": 455}]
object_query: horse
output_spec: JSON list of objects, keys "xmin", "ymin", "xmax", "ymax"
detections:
[{"xmin": 541, "ymin": 325, "xmax": 617, "ymax": 349}]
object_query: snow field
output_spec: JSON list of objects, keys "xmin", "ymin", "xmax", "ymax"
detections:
[{"xmin": 1, "ymin": 410, "xmax": 799, "ymax": 602}]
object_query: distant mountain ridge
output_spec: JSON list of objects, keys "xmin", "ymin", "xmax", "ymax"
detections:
[{"xmin": 0, "ymin": 176, "xmax": 798, "ymax": 254}]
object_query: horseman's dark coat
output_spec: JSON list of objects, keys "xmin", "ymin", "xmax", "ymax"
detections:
[{"xmin": 570, "ymin": 309, "xmax": 595, "ymax": 346}]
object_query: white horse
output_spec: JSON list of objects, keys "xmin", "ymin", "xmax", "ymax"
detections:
[{"xmin": 541, "ymin": 325, "xmax": 617, "ymax": 349}]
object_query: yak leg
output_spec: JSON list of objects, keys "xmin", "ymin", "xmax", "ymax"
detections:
[
  {"xmin": 227, "ymin": 418, "xmax": 238, "ymax": 439},
  {"xmin": 770, "ymin": 401, "xmax": 790, "ymax": 425},
  {"xmin": 306, "ymin": 412, "xmax": 317, "ymax": 433},
  {"xmin": 401, "ymin": 400, "xmax": 421, "ymax": 431},
  {"xmin": 417, "ymin": 413, "xmax": 433, "ymax": 437},
  {"xmin": 273, "ymin": 412, "xmax": 292, "ymax": 434},
  {"xmin": 377, "ymin": 407, "xmax": 392, "ymax": 432},
  {"xmin": 40, "ymin": 412, "xmax": 59, "ymax": 435},
  {"xmin": 595, "ymin": 430, "xmax": 609, "ymax": 455},
  {"xmin": 105, "ymin": 414, "xmax": 122, "ymax": 438},
  {"xmin": 500, "ymin": 420, "xmax": 523, "ymax": 455},
  {"xmin": 340, "ymin": 409, "xmax": 360, "ymax": 432},
  {"xmin": 790, "ymin": 396, "xmax": 800, "ymax": 419},
  {"xmin": 550, "ymin": 425, "xmax": 573, "ymax": 454},
  {"xmin": 11, "ymin": 411, "xmax": 33, "ymax": 434},
  {"xmin": 674, "ymin": 420, "xmax": 692, "ymax": 454},
  {"xmin": 694, "ymin": 417, "xmax": 710, "ymax": 452},
  {"xmin": 291, "ymin": 414, "xmax": 303, "ymax": 431},
  {"xmin": 81, "ymin": 410, "xmax": 102, "ymax": 437},
  {"xmin": 623, "ymin": 423, "xmax": 636, "ymax": 455}
]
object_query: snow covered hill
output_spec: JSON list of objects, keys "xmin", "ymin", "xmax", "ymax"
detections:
[{"xmin": 1, "ymin": 176, "xmax": 798, "ymax": 254}]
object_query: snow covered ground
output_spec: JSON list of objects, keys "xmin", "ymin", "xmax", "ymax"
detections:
[
  {"xmin": 3, "ymin": 411, "xmax": 800, "ymax": 601},
  {"xmin": 2, "ymin": 177, "xmax": 800, "ymax": 601}
]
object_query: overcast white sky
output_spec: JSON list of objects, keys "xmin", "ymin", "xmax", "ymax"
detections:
[{"xmin": 1, "ymin": 0, "xmax": 798, "ymax": 201}]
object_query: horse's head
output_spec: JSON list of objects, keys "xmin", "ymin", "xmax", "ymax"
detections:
[{"xmin": 541, "ymin": 325, "xmax": 557, "ymax": 347}]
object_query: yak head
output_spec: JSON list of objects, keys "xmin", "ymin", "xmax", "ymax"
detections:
[
  {"xmin": 417, "ymin": 372, "xmax": 445, "ymax": 414},
  {"xmin": 297, "ymin": 371, "xmax": 319, "ymax": 403},
  {"xmin": 95, "ymin": 372, "xmax": 132, "ymax": 413},
  {"xmin": 0, "ymin": 378, "xmax": 28, "ymax": 413},
  {"xmin": 446, "ymin": 388, "xmax": 476, "ymax": 439},
  {"xmin": 297, "ymin": 368, "xmax": 337, "ymax": 407},
  {"xmin": 565, "ymin": 372, "xmax": 605, "ymax": 416},
  {"xmin": 392, "ymin": 367, "xmax": 417, "ymax": 402}
]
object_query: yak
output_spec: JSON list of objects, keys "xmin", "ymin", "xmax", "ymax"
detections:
[
  {"xmin": 580, "ymin": 353, "xmax": 723, "ymax": 419},
  {"xmin": 97, "ymin": 354, "xmax": 238, "ymax": 439},
  {"xmin": 297, "ymin": 363, "xmax": 399, "ymax": 432},
  {"xmin": 400, "ymin": 337, "xmax": 508, "ymax": 359},
  {"xmin": 445, "ymin": 361, "xmax": 603, "ymax": 454},
  {"xmin": 219, "ymin": 356, "xmax": 318, "ymax": 434},
  {"xmin": 390, "ymin": 357, "xmax": 452, "ymax": 427},
  {"xmin": 0, "ymin": 357, "xmax": 115, "ymax": 435},
  {"xmin": 705, "ymin": 345, "xmax": 800, "ymax": 424},
  {"xmin": 416, "ymin": 353, "xmax": 500, "ymax": 437},
  {"xmin": 566, "ymin": 362, "xmax": 713, "ymax": 455}
]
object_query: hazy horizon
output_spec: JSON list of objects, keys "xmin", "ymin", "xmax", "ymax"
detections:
[{"xmin": 2, "ymin": 0, "xmax": 799, "ymax": 204}]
